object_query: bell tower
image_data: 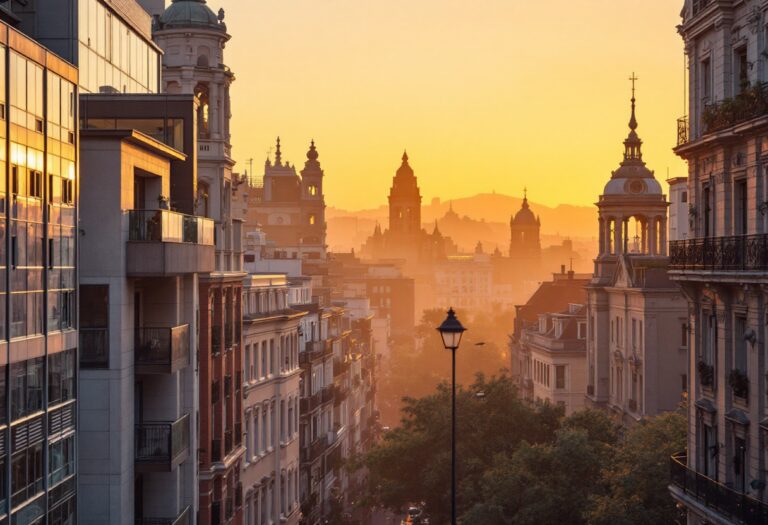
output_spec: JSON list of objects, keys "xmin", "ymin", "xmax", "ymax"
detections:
[{"xmin": 388, "ymin": 151, "xmax": 422, "ymax": 235}]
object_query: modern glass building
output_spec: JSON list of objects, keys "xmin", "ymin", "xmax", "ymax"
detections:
[
  {"xmin": 0, "ymin": 22, "xmax": 79, "ymax": 525},
  {"xmin": 11, "ymin": 0, "xmax": 160, "ymax": 94}
]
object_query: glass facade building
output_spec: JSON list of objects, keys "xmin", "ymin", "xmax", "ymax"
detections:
[
  {"xmin": 11, "ymin": 0, "xmax": 160, "ymax": 94},
  {"xmin": 0, "ymin": 24, "xmax": 79, "ymax": 525}
]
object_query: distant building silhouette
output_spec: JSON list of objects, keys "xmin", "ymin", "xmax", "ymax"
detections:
[{"xmin": 509, "ymin": 189, "xmax": 542, "ymax": 262}]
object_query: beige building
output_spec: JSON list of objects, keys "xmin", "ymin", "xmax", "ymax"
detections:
[
  {"xmin": 518, "ymin": 304, "xmax": 588, "ymax": 415},
  {"xmin": 585, "ymin": 88, "xmax": 688, "ymax": 425},
  {"xmin": 670, "ymin": 1, "xmax": 768, "ymax": 523},
  {"xmin": 241, "ymin": 274, "xmax": 304, "ymax": 525}
]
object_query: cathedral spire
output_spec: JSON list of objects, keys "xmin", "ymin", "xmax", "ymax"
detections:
[{"xmin": 275, "ymin": 136, "xmax": 283, "ymax": 167}]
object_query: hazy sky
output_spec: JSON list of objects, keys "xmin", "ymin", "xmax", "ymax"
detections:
[{"xmin": 217, "ymin": 0, "xmax": 687, "ymax": 210}]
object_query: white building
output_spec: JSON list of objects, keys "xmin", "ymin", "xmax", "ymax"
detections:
[
  {"xmin": 241, "ymin": 274, "xmax": 304, "ymax": 525},
  {"xmin": 585, "ymin": 88, "xmax": 688, "ymax": 426},
  {"xmin": 667, "ymin": 176, "xmax": 690, "ymax": 241}
]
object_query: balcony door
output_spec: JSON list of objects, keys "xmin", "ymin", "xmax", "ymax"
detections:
[
  {"xmin": 734, "ymin": 179, "xmax": 747, "ymax": 235},
  {"xmin": 703, "ymin": 186, "xmax": 712, "ymax": 238},
  {"xmin": 733, "ymin": 436, "xmax": 747, "ymax": 493},
  {"xmin": 134, "ymin": 175, "xmax": 146, "ymax": 210}
]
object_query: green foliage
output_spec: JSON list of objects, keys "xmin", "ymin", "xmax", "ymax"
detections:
[
  {"xmin": 363, "ymin": 375, "xmax": 685, "ymax": 525},
  {"xmin": 587, "ymin": 411, "xmax": 687, "ymax": 525}
]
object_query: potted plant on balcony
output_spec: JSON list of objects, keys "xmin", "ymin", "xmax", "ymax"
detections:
[
  {"xmin": 729, "ymin": 368, "xmax": 749, "ymax": 399},
  {"xmin": 157, "ymin": 195, "xmax": 170, "ymax": 210},
  {"xmin": 697, "ymin": 360, "xmax": 715, "ymax": 387}
]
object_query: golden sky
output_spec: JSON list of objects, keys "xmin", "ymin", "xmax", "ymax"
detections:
[{"xmin": 219, "ymin": 0, "xmax": 687, "ymax": 211}]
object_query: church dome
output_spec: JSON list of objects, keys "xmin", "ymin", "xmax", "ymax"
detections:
[
  {"xmin": 511, "ymin": 195, "xmax": 538, "ymax": 226},
  {"xmin": 160, "ymin": 0, "xmax": 224, "ymax": 31}
]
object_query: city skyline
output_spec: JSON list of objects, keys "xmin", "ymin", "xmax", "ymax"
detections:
[{"xmin": 222, "ymin": 0, "xmax": 687, "ymax": 210}]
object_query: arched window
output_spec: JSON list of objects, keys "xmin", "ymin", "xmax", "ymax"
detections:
[
  {"xmin": 194, "ymin": 83, "xmax": 210, "ymax": 138},
  {"xmin": 309, "ymin": 214, "xmax": 316, "ymax": 225}
]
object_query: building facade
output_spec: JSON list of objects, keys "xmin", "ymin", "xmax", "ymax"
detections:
[
  {"xmin": 241, "ymin": 274, "xmax": 303, "ymax": 525},
  {"xmin": 670, "ymin": 1, "xmax": 768, "ymax": 523},
  {"xmin": 12, "ymin": 0, "xmax": 161, "ymax": 94},
  {"xmin": 585, "ymin": 90, "xmax": 688, "ymax": 425},
  {"xmin": 152, "ymin": 2, "xmax": 246, "ymax": 523},
  {"xmin": 0, "ymin": 24, "xmax": 79, "ymax": 524}
]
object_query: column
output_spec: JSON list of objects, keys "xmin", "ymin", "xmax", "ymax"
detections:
[
  {"xmin": 615, "ymin": 217, "xmax": 624, "ymax": 255},
  {"xmin": 649, "ymin": 218, "xmax": 657, "ymax": 255},
  {"xmin": 598, "ymin": 217, "xmax": 605, "ymax": 255},
  {"xmin": 640, "ymin": 219, "xmax": 648, "ymax": 254},
  {"xmin": 660, "ymin": 218, "xmax": 668, "ymax": 256}
]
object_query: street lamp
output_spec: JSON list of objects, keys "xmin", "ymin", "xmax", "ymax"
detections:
[{"xmin": 437, "ymin": 307, "xmax": 466, "ymax": 525}]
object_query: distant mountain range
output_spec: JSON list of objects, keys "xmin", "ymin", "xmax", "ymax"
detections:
[{"xmin": 327, "ymin": 193, "xmax": 598, "ymax": 253}]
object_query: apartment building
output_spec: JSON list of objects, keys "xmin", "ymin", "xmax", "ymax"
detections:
[
  {"xmin": 151, "ymin": 2, "xmax": 246, "ymax": 523},
  {"xmin": 511, "ymin": 270, "xmax": 590, "ymax": 407},
  {"xmin": 78, "ymin": 95, "xmax": 208, "ymax": 524},
  {"xmin": 670, "ymin": 1, "xmax": 768, "ymax": 523},
  {"xmin": 0, "ymin": 22, "xmax": 79, "ymax": 524},
  {"xmin": 241, "ymin": 273, "xmax": 304, "ymax": 525}
]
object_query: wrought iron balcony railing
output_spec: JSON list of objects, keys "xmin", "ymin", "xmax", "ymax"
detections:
[
  {"xmin": 677, "ymin": 115, "xmax": 689, "ymax": 146},
  {"xmin": 129, "ymin": 209, "xmax": 214, "ymax": 245},
  {"xmin": 670, "ymin": 235, "xmax": 768, "ymax": 272},
  {"xmin": 670, "ymin": 453, "xmax": 768, "ymax": 524},
  {"xmin": 135, "ymin": 414, "xmax": 190, "ymax": 471},
  {"xmin": 135, "ymin": 325, "xmax": 190, "ymax": 373}
]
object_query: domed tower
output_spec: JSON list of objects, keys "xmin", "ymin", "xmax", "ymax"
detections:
[
  {"xmin": 593, "ymin": 82, "xmax": 669, "ymax": 281},
  {"xmin": 154, "ymin": 0, "xmax": 235, "ymax": 253},
  {"xmin": 300, "ymin": 140, "xmax": 327, "ymax": 258},
  {"xmin": 509, "ymin": 189, "xmax": 541, "ymax": 259},
  {"xmin": 388, "ymin": 151, "xmax": 422, "ymax": 235}
]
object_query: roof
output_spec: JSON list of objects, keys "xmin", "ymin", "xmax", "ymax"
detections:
[
  {"xmin": 515, "ymin": 276, "xmax": 589, "ymax": 327},
  {"xmin": 159, "ymin": 0, "xmax": 226, "ymax": 32}
]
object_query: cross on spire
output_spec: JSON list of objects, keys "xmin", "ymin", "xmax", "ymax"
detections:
[{"xmin": 629, "ymin": 72, "xmax": 638, "ymax": 100}]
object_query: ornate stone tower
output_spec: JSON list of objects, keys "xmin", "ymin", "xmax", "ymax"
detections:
[
  {"xmin": 593, "ymin": 84, "xmax": 668, "ymax": 283},
  {"xmin": 509, "ymin": 189, "xmax": 541, "ymax": 260},
  {"xmin": 300, "ymin": 140, "xmax": 327, "ymax": 256},
  {"xmin": 388, "ymin": 151, "xmax": 422, "ymax": 235},
  {"xmin": 155, "ymin": 0, "xmax": 238, "ymax": 272}
]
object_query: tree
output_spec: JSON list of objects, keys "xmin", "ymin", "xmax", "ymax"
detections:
[
  {"xmin": 587, "ymin": 411, "xmax": 687, "ymax": 525},
  {"xmin": 462, "ymin": 410, "xmax": 618, "ymax": 525},
  {"xmin": 363, "ymin": 374, "xmax": 561, "ymax": 524}
]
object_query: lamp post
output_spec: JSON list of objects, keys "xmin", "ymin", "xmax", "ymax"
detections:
[{"xmin": 437, "ymin": 307, "xmax": 466, "ymax": 525}]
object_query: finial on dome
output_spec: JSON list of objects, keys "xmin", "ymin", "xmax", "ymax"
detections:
[
  {"xmin": 522, "ymin": 187, "xmax": 529, "ymax": 209},
  {"xmin": 402, "ymin": 150, "xmax": 408, "ymax": 163},
  {"xmin": 629, "ymin": 72, "xmax": 638, "ymax": 131},
  {"xmin": 307, "ymin": 139, "xmax": 319, "ymax": 161}
]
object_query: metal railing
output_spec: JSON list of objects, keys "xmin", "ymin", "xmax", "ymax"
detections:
[
  {"xmin": 80, "ymin": 327, "xmax": 109, "ymax": 368},
  {"xmin": 301, "ymin": 435, "xmax": 328, "ymax": 464},
  {"xmin": 135, "ymin": 414, "xmax": 190, "ymax": 466},
  {"xmin": 701, "ymin": 82, "xmax": 768, "ymax": 135},
  {"xmin": 135, "ymin": 506, "xmax": 191, "ymax": 525},
  {"xmin": 670, "ymin": 453, "xmax": 768, "ymax": 524},
  {"xmin": 128, "ymin": 209, "xmax": 214, "ymax": 245},
  {"xmin": 670, "ymin": 235, "xmax": 768, "ymax": 271},
  {"xmin": 135, "ymin": 325, "xmax": 190, "ymax": 368}
]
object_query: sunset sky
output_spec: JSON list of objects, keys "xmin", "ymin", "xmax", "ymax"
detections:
[{"xmin": 219, "ymin": 0, "xmax": 687, "ymax": 211}]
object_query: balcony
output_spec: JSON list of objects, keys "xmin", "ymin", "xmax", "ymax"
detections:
[
  {"xmin": 301, "ymin": 389, "xmax": 324, "ymax": 413},
  {"xmin": 80, "ymin": 327, "xmax": 109, "ymax": 369},
  {"xmin": 127, "ymin": 209, "xmax": 215, "ymax": 276},
  {"xmin": 670, "ymin": 453, "xmax": 768, "ymax": 525},
  {"xmin": 135, "ymin": 414, "xmax": 190, "ymax": 472},
  {"xmin": 697, "ymin": 82, "xmax": 768, "ymax": 139},
  {"xmin": 136, "ymin": 506, "xmax": 191, "ymax": 525},
  {"xmin": 135, "ymin": 325, "xmax": 190, "ymax": 375},
  {"xmin": 300, "ymin": 340, "xmax": 330, "ymax": 365},
  {"xmin": 301, "ymin": 436, "xmax": 328, "ymax": 464},
  {"xmin": 670, "ymin": 235, "xmax": 768, "ymax": 275}
]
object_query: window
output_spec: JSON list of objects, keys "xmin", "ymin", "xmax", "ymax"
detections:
[
  {"xmin": 735, "ymin": 47, "xmax": 749, "ymax": 94},
  {"xmin": 48, "ymin": 349, "xmax": 75, "ymax": 406},
  {"xmin": 735, "ymin": 317, "xmax": 747, "ymax": 373},
  {"xmin": 79, "ymin": 284, "xmax": 109, "ymax": 368},
  {"xmin": 735, "ymin": 179, "xmax": 747, "ymax": 235},
  {"xmin": 702, "ymin": 424, "xmax": 717, "ymax": 477},
  {"xmin": 701, "ymin": 57, "xmax": 711, "ymax": 100},
  {"xmin": 10, "ymin": 357, "xmax": 44, "ymax": 420},
  {"xmin": 682, "ymin": 191, "xmax": 688, "ymax": 203},
  {"xmin": 245, "ymin": 344, "xmax": 251, "ymax": 382},
  {"xmin": 11, "ymin": 441, "xmax": 43, "ymax": 506},
  {"xmin": 555, "ymin": 365, "xmax": 566, "ymax": 389},
  {"xmin": 48, "ymin": 435, "xmax": 75, "ymax": 486},
  {"xmin": 681, "ymin": 323, "xmax": 688, "ymax": 347}
]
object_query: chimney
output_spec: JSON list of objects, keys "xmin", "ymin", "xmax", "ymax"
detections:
[{"xmin": 561, "ymin": 264, "xmax": 566, "ymax": 274}]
